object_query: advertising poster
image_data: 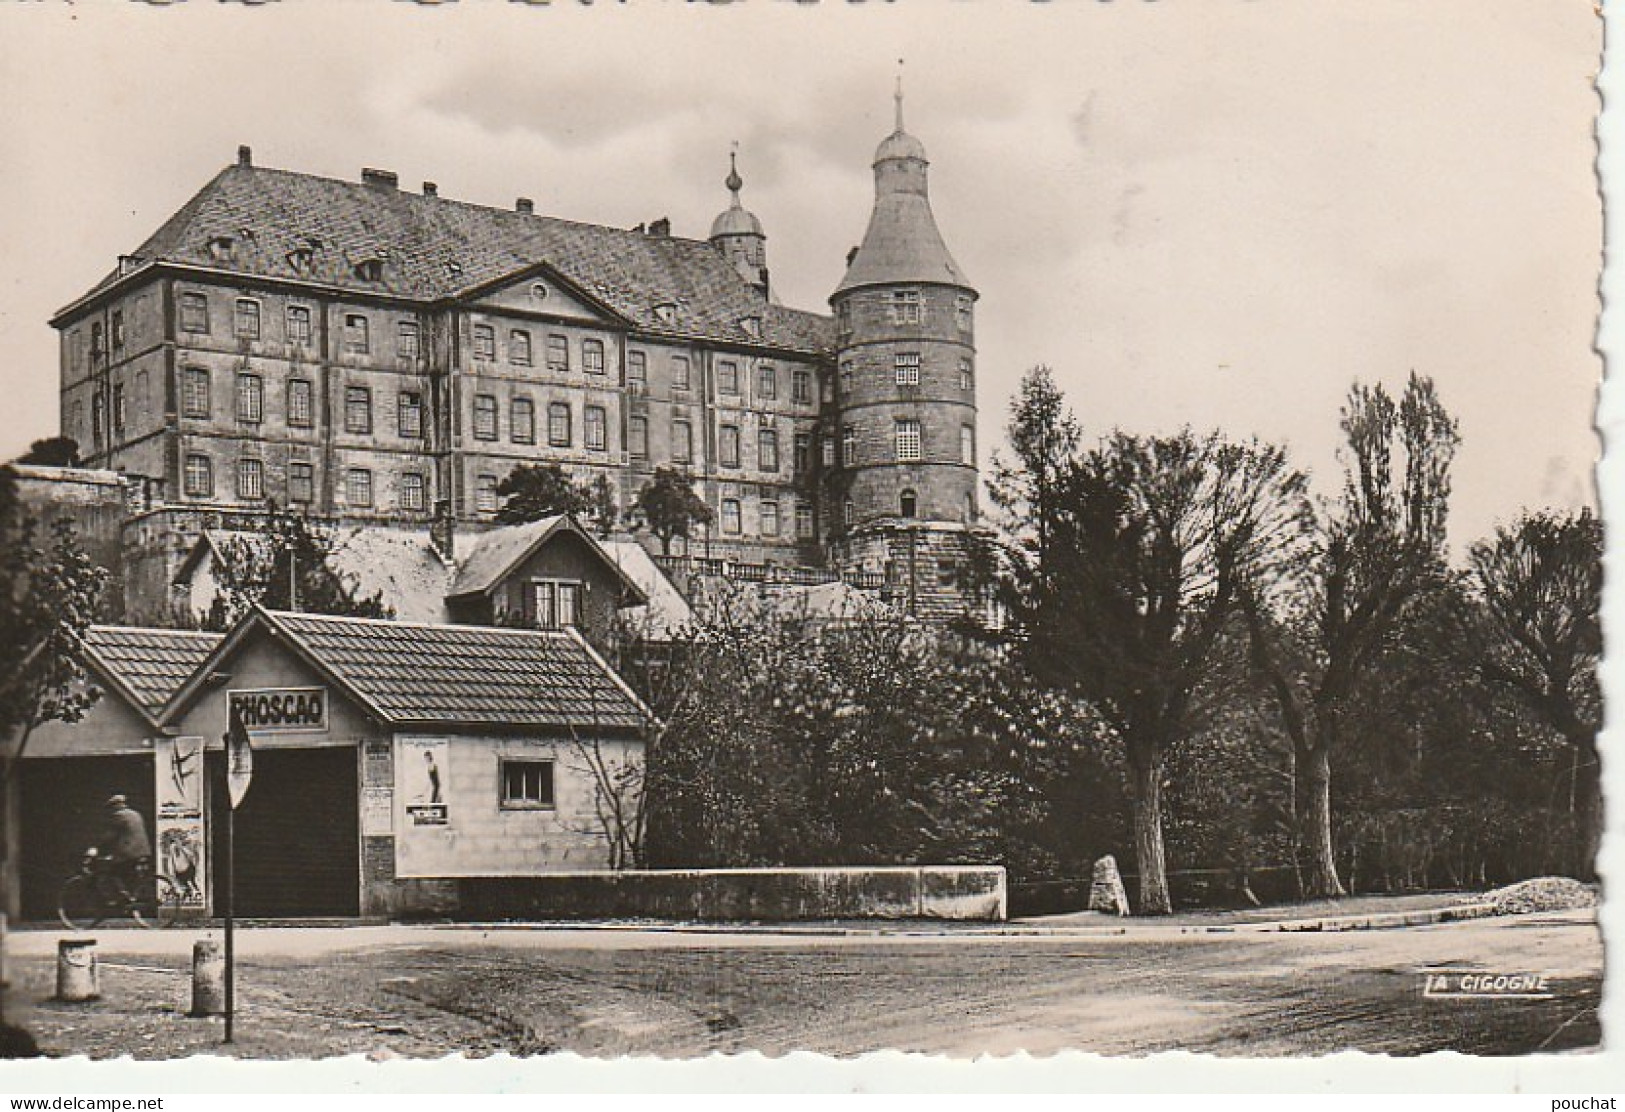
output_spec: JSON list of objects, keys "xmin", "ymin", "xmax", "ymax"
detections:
[
  {"xmin": 399, "ymin": 736, "xmax": 449, "ymax": 828},
  {"xmin": 153, "ymin": 735, "xmax": 206, "ymax": 908}
]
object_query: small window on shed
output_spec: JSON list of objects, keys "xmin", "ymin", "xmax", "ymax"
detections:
[{"xmin": 500, "ymin": 759, "xmax": 555, "ymax": 810}]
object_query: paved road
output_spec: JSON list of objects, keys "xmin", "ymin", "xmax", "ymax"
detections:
[{"xmin": 4, "ymin": 909, "xmax": 1601, "ymax": 1058}]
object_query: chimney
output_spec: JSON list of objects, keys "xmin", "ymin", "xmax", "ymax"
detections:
[
  {"xmin": 361, "ymin": 168, "xmax": 399, "ymax": 191},
  {"xmin": 515, "ymin": 197, "xmax": 534, "ymax": 215},
  {"xmin": 429, "ymin": 499, "xmax": 456, "ymax": 565},
  {"xmin": 846, "ymin": 245, "xmax": 860, "ymax": 266},
  {"xmin": 237, "ymin": 145, "xmax": 253, "ymax": 167},
  {"xmin": 648, "ymin": 217, "xmax": 671, "ymax": 237},
  {"xmin": 422, "ymin": 181, "xmax": 438, "ymax": 197}
]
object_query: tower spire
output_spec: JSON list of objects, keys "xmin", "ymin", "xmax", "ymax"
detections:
[
  {"xmin": 726, "ymin": 141, "xmax": 743, "ymax": 206},
  {"xmin": 894, "ymin": 60, "xmax": 905, "ymax": 134}
]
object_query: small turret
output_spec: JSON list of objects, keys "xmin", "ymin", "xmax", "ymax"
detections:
[{"xmin": 709, "ymin": 148, "xmax": 769, "ymax": 300}]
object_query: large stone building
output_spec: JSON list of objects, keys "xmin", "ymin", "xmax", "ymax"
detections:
[{"xmin": 49, "ymin": 92, "xmax": 985, "ymax": 623}]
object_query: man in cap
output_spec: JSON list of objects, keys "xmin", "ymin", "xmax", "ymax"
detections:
[{"xmin": 96, "ymin": 794, "xmax": 152, "ymax": 905}]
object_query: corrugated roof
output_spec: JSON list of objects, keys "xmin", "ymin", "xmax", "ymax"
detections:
[
  {"xmin": 80, "ymin": 626, "xmax": 224, "ymax": 715},
  {"xmin": 71, "ymin": 160, "xmax": 836, "ymax": 355},
  {"xmin": 263, "ymin": 610, "xmax": 648, "ymax": 732}
]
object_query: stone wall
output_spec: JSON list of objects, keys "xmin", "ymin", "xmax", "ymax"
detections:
[{"xmin": 456, "ymin": 864, "xmax": 1006, "ymax": 922}]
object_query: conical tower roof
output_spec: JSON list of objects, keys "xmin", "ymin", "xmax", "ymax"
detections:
[{"xmin": 833, "ymin": 84, "xmax": 971, "ymax": 298}]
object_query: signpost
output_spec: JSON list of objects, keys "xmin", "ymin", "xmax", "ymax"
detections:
[{"xmin": 222, "ymin": 703, "xmax": 254, "ymax": 1045}]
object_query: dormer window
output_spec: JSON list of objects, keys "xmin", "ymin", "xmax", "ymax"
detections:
[
  {"xmin": 206, "ymin": 235, "xmax": 236, "ymax": 261},
  {"xmin": 652, "ymin": 302, "xmax": 676, "ymax": 324},
  {"xmin": 739, "ymin": 315, "xmax": 761, "ymax": 338},
  {"xmin": 354, "ymin": 256, "xmax": 386, "ymax": 283},
  {"xmin": 286, "ymin": 246, "xmax": 315, "ymax": 274},
  {"xmin": 444, "ymin": 259, "xmax": 464, "ymax": 280},
  {"xmin": 530, "ymin": 282, "xmax": 549, "ymax": 302}
]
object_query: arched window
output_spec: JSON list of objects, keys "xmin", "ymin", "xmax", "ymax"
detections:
[{"xmin": 900, "ymin": 489, "xmax": 918, "ymax": 518}]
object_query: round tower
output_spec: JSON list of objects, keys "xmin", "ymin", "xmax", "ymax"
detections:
[
  {"xmin": 709, "ymin": 149, "xmax": 769, "ymax": 300},
  {"xmin": 828, "ymin": 83, "xmax": 980, "ymax": 615}
]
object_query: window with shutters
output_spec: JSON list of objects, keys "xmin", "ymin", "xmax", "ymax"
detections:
[
  {"xmin": 180, "ymin": 293, "xmax": 209, "ymax": 334},
  {"xmin": 397, "ymin": 320, "xmax": 419, "ymax": 359},
  {"xmin": 548, "ymin": 402, "xmax": 572, "ymax": 447},
  {"xmin": 184, "ymin": 454, "xmax": 213, "ymax": 497},
  {"xmin": 288, "ymin": 379, "xmax": 314, "ymax": 428},
  {"xmin": 719, "ymin": 424, "xmax": 740, "ymax": 468},
  {"xmin": 237, "ymin": 458, "xmax": 264, "ymax": 500},
  {"xmin": 345, "ymin": 468, "xmax": 373, "ymax": 507},
  {"xmin": 585, "ymin": 405, "xmax": 607, "ymax": 451},
  {"xmin": 182, "ymin": 368, "xmax": 210, "ymax": 419},
  {"xmin": 473, "ymin": 394, "xmax": 498, "ymax": 440},
  {"xmin": 583, "ymin": 339, "xmax": 606, "ymax": 375},
  {"xmin": 895, "ymin": 419, "xmax": 922, "ymax": 462},
  {"xmin": 237, "ymin": 374, "xmax": 263, "ymax": 424},
  {"xmin": 895, "ymin": 352, "xmax": 921, "ymax": 386},
  {"xmin": 758, "ymin": 428, "xmax": 779, "ymax": 472},
  {"xmin": 529, "ymin": 581, "xmax": 579, "ymax": 630},
  {"xmin": 400, "ymin": 472, "xmax": 427, "ymax": 511},
  {"xmin": 510, "ymin": 329, "xmax": 533, "ymax": 367},
  {"xmin": 511, "ymin": 397, "xmax": 535, "ymax": 444},
  {"xmin": 289, "ymin": 462, "xmax": 314, "ymax": 504},
  {"xmin": 287, "ymin": 305, "xmax": 313, "ymax": 346},
  {"xmin": 345, "ymin": 386, "xmax": 372, "ymax": 434},
  {"xmin": 628, "ymin": 415, "xmax": 649, "ymax": 459},
  {"xmin": 235, "ymin": 299, "xmax": 261, "ymax": 340},
  {"xmin": 473, "ymin": 324, "xmax": 496, "ymax": 361}
]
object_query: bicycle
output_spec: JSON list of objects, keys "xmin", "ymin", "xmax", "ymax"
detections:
[{"xmin": 57, "ymin": 849, "xmax": 185, "ymax": 930}]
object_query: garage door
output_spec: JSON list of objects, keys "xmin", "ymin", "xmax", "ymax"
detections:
[
  {"xmin": 210, "ymin": 745, "xmax": 359, "ymax": 918},
  {"xmin": 18, "ymin": 756, "xmax": 155, "ymax": 922}
]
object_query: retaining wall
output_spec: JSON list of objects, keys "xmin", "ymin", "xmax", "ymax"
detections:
[{"xmin": 455, "ymin": 865, "xmax": 1007, "ymax": 922}]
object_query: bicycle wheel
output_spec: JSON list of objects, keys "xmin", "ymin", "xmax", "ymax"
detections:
[{"xmin": 57, "ymin": 874, "xmax": 105, "ymax": 932}]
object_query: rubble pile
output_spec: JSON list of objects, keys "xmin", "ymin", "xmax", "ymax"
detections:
[{"xmin": 1478, "ymin": 877, "xmax": 1598, "ymax": 915}]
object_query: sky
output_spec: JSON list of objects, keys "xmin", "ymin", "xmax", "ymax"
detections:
[{"xmin": 0, "ymin": 0, "xmax": 1602, "ymax": 553}]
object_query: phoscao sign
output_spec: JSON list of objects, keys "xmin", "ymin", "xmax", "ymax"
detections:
[{"xmin": 228, "ymin": 687, "xmax": 328, "ymax": 733}]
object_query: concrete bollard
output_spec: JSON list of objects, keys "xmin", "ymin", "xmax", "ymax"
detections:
[
  {"xmin": 55, "ymin": 938, "xmax": 100, "ymax": 1002},
  {"xmin": 190, "ymin": 938, "xmax": 225, "ymax": 1017}
]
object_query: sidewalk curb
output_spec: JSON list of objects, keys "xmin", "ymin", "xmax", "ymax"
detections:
[{"xmin": 1263, "ymin": 901, "xmax": 1501, "ymax": 934}]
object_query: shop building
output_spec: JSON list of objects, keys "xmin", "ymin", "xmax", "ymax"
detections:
[{"xmin": 8, "ymin": 608, "xmax": 651, "ymax": 922}]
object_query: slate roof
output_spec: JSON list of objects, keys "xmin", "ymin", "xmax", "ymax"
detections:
[
  {"xmin": 834, "ymin": 128, "xmax": 972, "ymax": 297},
  {"xmin": 80, "ymin": 626, "xmax": 224, "ymax": 716},
  {"xmin": 66, "ymin": 160, "xmax": 836, "ymax": 356},
  {"xmin": 448, "ymin": 515, "xmax": 646, "ymax": 605},
  {"xmin": 259, "ymin": 610, "xmax": 649, "ymax": 733}
]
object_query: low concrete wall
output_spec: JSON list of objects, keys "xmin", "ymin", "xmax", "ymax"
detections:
[{"xmin": 455, "ymin": 866, "xmax": 1007, "ymax": 923}]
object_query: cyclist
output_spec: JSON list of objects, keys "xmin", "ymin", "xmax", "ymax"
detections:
[{"xmin": 94, "ymin": 794, "xmax": 152, "ymax": 906}]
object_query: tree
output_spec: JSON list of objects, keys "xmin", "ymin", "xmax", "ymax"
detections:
[
  {"xmin": 1465, "ymin": 508, "xmax": 1602, "ymax": 875},
  {"xmin": 202, "ymin": 505, "xmax": 392, "ymax": 629},
  {"xmin": 494, "ymin": 463, "xmax": 615, "ymax": 532},
  {"xmin": 989, "ymin": 366, "xmax": 1080, "ymax": 570},
  {"xmin": 13, "ymin": 437, "xmax": 81, "ymax": 468},
  {"xmin": 0, "ymin": 466, "xmax": 108, "ymax": 1035},
  {"xmin": 633, "ymin": 468, "xmax": 713, "ymax": 556},
  {"xmin": 1244, "ymin": 374, "xmax": 1458, "ymax": 898},
  {"xmin": 1013, "ymin": 428, "xmax": 1309, "ymax": 914}
]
